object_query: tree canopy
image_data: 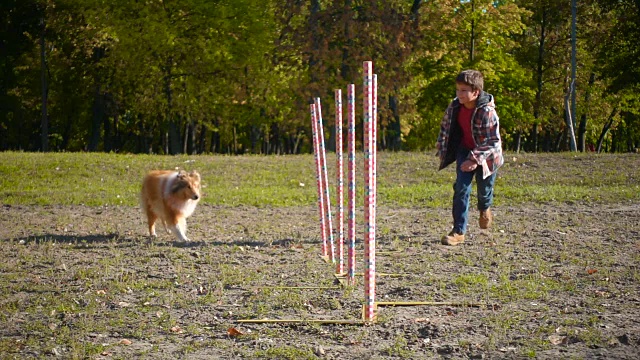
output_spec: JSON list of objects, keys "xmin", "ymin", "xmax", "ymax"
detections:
[{"xmin": 1, "ymin": 0, "xmax": 638, "ymax": 154}]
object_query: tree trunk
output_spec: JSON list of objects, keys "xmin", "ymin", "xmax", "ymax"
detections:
[
  {"xmin": 189, "ymin": 120, "xmax": 196, "ymax": 154},
  {"xmin": 89, "ymin": 84, "xmax": 103, "ymax": 151},
  {"xmin": 570, "ymin": 0, "xmax": 577, "ymax": 139},
  {"xmin": 341, "ymin": 0, "xmax": 353, "ymax": 82},
  {"xmin": 555, "ymin": 131, "xmax": 565, "ymax": 152},
  {"xmin": 168, "ymin": 121, "xmax": 181, "ymax": 155},
  {"xmin": 564, "ymin": 77, "xmax": 577, "ymax": 151},
  {"xmin": 271, "ymin": 122, "xmax": 280, "ymax": 154},
  {"xmin": 182, "ymin": 120, "xmax": 189, "ymax": 154},
  {"xmin": 210, "ymin": 118, "xmax": 220, "ymax": 153},
  {"xmin": 39, "ymin": 17, "xmax": 49, "ymax": 152},
  {"xmin": 596, "ymin": 107, "xmax": 618, "ymax": 153},
  {"xmin": 543, "ymin": 130, "xmax": 552, "ymax": 152},
  {"xmin": 164, "ymin": 56, "xmax": 181, "ymax": 155},
  {"xmin": 198, "ymin": 124, "xmax": 206, "ymax": 154},
  {"xmin": 103, "ymin": 109, "xmax": 112, "ymax": 152},
  {"xmin": 113, "ymin": 112, "xmax": 120, "ymax": 152},
  {"xmin": 531, "ymin": 7, "xmax": 547, "ymax": 153},
  {"xmin": 61, "ymin": 115, "xmax": 73, "ymax": 151},
  {"xmin": 250, "ymin": 124, "xmax": 260, "ymax": 154},
  {"xmin": 469, "ymin": 0, "xmax": 475, "ymax": 62},
  {"xmin": 181, "ymin": 119, "xmax": 196, "ymax": 154},
  {"xmin": 578, "ymin": 73, "xmax": 595, "ymax": 152},
  {"xmin": 293, "ymin": 130, "xmax": 304, "ymax": 154},
  {"xmin": 387, "ymin": 94, "xmax": 402, "ymax": 151},
  {"xmin": 309, "ymin": 0, "xmax": 321, "ymax": 92},
  {"xmin": 233, "ymin": 126, "xmax": 238, "ymax": 154},
  {"xmin": 611, "ymin": 130, "xmax": 617, "ymax": 153},
  {"xmin": 262, "ymin": 124, "xmax": 269, "ymax": 154}
]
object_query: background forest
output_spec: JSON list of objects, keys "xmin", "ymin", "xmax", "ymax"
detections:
[{"xmin": 1, "ymin": 0, "xmax": 639, "ymax": 155}]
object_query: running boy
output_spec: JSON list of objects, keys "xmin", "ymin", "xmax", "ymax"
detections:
[{"xmin": 436, "ymin": 70, "xmax": 504, "ymax": 246}]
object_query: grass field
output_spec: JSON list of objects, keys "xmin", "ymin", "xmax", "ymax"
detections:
[
  {"xmin": 1, "ymin": 151, "xmax": 639, "ymax": 359},
  {"xmin": 1, "ymin": 151, "xmax": 637, "ymax": 207}
]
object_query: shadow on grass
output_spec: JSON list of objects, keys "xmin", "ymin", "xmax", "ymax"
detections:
[
  {"xmin": 3, "ymin": 233, "xmax": 138, "ymax": 248},
  {"xmin": 205, "ymin": 238, "xmax": 318, "ymax": 248},
  {"xmin": 2, "ymin": 234, "xmax": 321, "ymax": 250}
]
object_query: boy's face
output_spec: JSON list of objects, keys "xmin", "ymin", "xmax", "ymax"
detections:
[{"xmin": 456, "ymin": 82, "xmax": 480, "ymax": 108}]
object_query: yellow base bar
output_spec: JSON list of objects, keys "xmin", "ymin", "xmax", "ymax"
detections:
[
  {"xmin": 334, "ymin": 272, "xmax": 408, "ymax": 278},
  {"xmin": 257, "ymin": 286, "xmax": 340, "ymax": 290},
  {"xmin": 357, "ymin": 250, "xmax": 402, "ymax": 255},
  {"xmin": 237, "ymin": 318, "xmax": 363, "ymax": 325},
  {"xmin": 376, "ymin": 301, "xmax": 486, "ymax": 307}
]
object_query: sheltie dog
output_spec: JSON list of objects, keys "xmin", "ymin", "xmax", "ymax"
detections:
[{"xmin": 140, "ymin": 170, "xmax": 201, "ymax": 242}]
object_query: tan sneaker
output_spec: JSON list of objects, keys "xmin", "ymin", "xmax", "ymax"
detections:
[
  {"xmin": 479, "ymin": 209, "xmax": 493, "ymax": 229},
  {"xmin": 441, "ymin": 231, "xmax": 465, "ymax": 246}
]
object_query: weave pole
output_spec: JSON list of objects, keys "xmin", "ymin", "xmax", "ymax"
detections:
[
  {"xmin": 310, "ymin": 104, "xmax": 329, "ymax": 258},
  {"xmin": 335, "ymin": 90, "xmax": 345, "ymax": 275},
  {"xmin": 363, "ymin": 61, "xmax": 376, "ymax": 323},
  {"xmin": 373, "ymin": 74, "xmax": 378, "ymax": 219},
  {"xmin": 347, "ymin": 84, "xmax": 356, "ymax": 285},
  {"xmin": 314, "ymin": 98, "xmax": 336, "ymax": 263}
]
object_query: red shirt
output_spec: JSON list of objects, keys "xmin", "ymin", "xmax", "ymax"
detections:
[{"xmin": 458, "ymin": 106, "xmax": 476, "ymax": 150}]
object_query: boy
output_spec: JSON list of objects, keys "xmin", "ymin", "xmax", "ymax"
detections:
[{"xmin": 435, "ymin": 70, "xmax": 503, "ymax": 246}]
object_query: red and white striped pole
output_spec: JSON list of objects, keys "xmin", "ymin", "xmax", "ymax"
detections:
[
  {"xmin": 314, "ymin": 98, "xmax": 336, "ymax": 263},
  {"xmin": 310, "ymin": 104, "xmax": 328, "ymax": 258},
  {"xmin": 335, "ymin": 89, "xmax": 344, "ymax": 275},
  {"xmin": 363, "ymin": 61, "xmax": 376, "ymax": 323},
  {"xmin": 347, "ymin": 84, "xmax": 356, "ymax": 285},
  {"xmin": 373, "ymin": 74, "xmax": 378, "ymax": 226}
]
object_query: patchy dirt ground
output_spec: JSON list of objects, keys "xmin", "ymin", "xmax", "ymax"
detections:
[{"xmin": 1, "ymin": 202, "xmax": 639, "ymax": 359}]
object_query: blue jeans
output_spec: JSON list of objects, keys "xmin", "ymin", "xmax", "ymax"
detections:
[{"xmin": 452, "ymin": 149, "xmax": 497, "ymax": 234}]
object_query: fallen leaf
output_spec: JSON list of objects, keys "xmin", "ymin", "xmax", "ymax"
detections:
[
  {"xmin": 119, "ymin": 339, "xmax": 132, "ymax": 346},
  {"xmin": 587, "ymin": 268, "xmax": 597, "ymax": 275},
  {"xmin": 414, "ymin": 318, "xmax": 430, "ymax": 323},
  {"xmin": 101, "ymin": 351, "xmax": 112, "ymax": 356},
  {"xmin": 170, "ymin": 326, "xmax": 183, "ymax": 334},
  {"xmin": 227, "ymin": 327, "xmax": 244, "ymax": 336},
  {"xmin": 595, "ymin": 290, "xmax": 610, "ymax": 297},
  {"xmin": 548, "ymin": 334, "xmax": 566, "ymax": 345}
]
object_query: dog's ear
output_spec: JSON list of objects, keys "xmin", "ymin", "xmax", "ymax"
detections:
[
  {"xmin": 177, "ymin": 170, "xmax": 188, "ymax": 179},
  {"xmin": 189, "ymin": 170, "xmax": 200, "ymax": 182}
]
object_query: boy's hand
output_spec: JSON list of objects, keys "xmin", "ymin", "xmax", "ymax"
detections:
[{"xmin": 460, "ymin": 159, "xmax": 478, "ymax": 172}]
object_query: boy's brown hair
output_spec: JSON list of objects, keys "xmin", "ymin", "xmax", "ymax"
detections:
[{"xmin": 456, "ymin": 70, "xmax": 484, "ymax": 92}]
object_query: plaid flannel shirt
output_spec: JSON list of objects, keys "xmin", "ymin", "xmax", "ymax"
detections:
[{"xmin": 436, "ymin": 91, "xmax": 503, "ymax": 179}]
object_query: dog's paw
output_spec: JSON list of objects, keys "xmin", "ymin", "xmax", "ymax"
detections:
[{"xmin": 174, "ymin": 235, "xmax": 189, "ymax": 242}]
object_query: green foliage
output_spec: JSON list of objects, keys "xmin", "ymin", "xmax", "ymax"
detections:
[
  {"xmin": 0, "ymin": 0, "xmax": 638, "ymax": 153},
  {"xmin": 413, "ymin": 0, "xmax": 535, "ymax": 148}
]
